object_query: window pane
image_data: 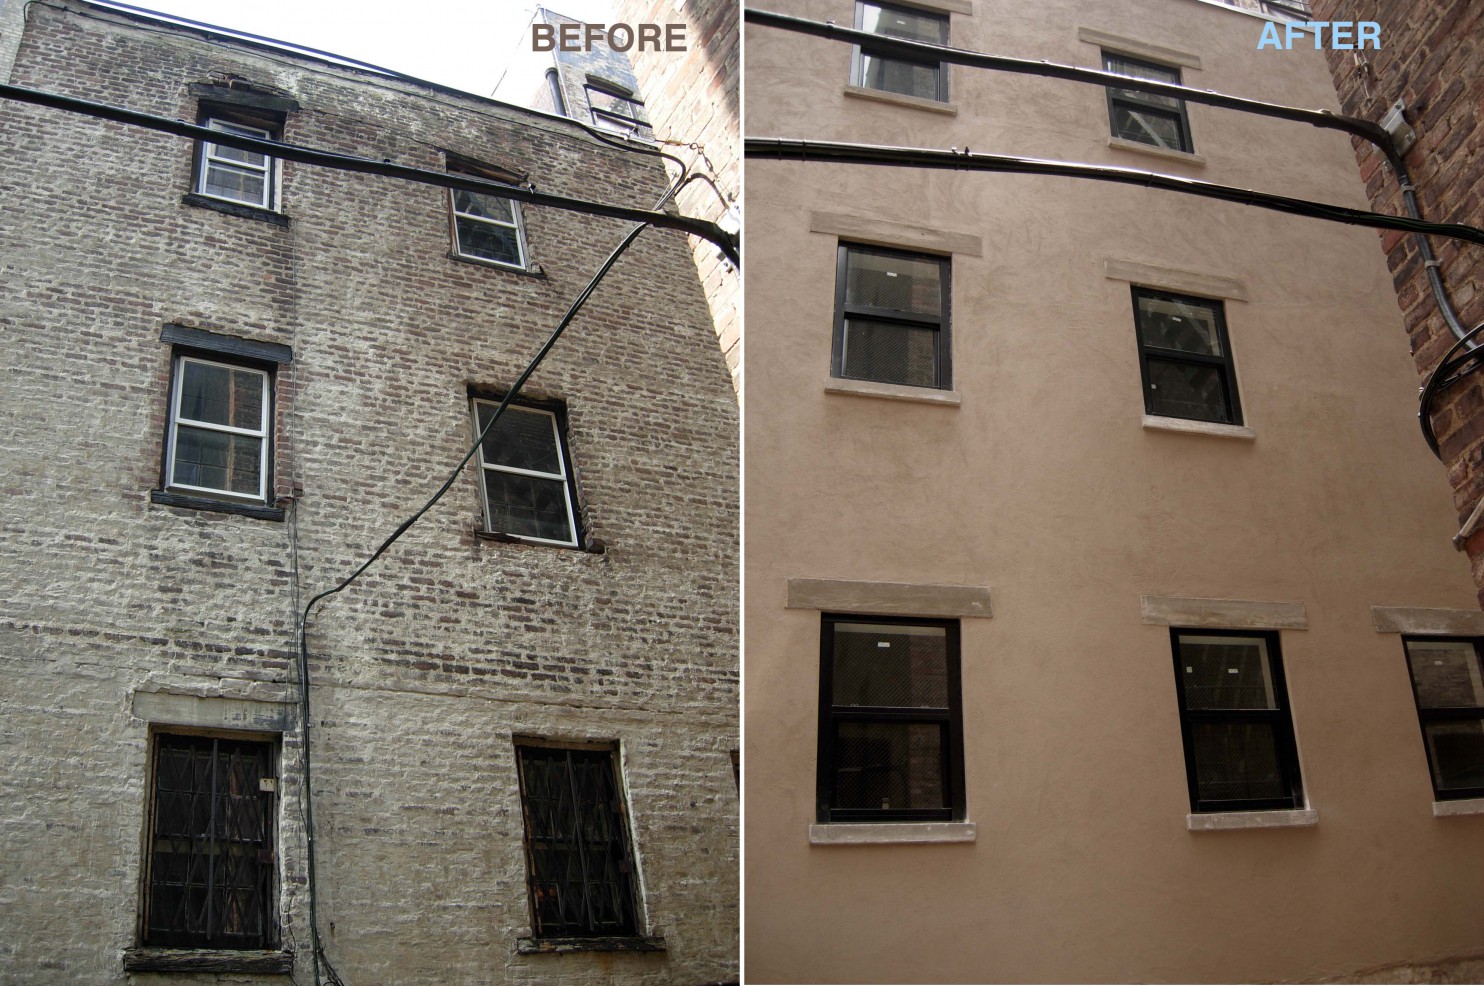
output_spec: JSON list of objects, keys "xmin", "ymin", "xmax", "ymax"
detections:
[
  {"xmin": 180, "ymin": 362, "xmax": 264, "ymax": 430},
  {"xmin": 173, "ymin": 426, "xmax": 262, "ymax": 496},
  {"xmin": 1112, "ymin": 105, "xmax": 1185, "ymax": 148},
  {"xmin": 455, "ymin": 215, "xmax": 522, "ymax": 265},
  {"xmin": 1177, "ymin": 635, "xmax": 1276, "ymax": 710},
  {"xmin": 454, "ymin": 189, "xmax": 516, "ymax": 225},
  {"xmin": 834, "ymin": 722, "xmax": 944, "ymax": 810},
  {"xmin": 1104, "ymin": 54, "xmax": 1181, "ymax": 87},
  {"xmin": 842, "ymin": 319, "xmax": 938, "ymax": 388},
  {"xmin": 861, "ymin": 2, "xmax": 947, "ymax": 44},
  {"xmin": 207, "ymin": 120, "xmax": 271, "ymax": 166},
  {"xmin": 203, "ymin": 162, "xmax": 267, "ymax": 204},
  {"xmin": 1423, "ymin": 720, "xmax": 1484, "ymax": 792},
  {"xmin": 859, "ymin": 51, "xmax": 941, "ymax": 100},
  {"xmin": 483, "ymin": 471, "xmax": 573, "ymax": 543},
  {"xmin": 476, "ymin": 404, "xmax": 562, "ymax": 475},
  {"xmin": 1189, "ymin": 721, "xmax": 1287, "ymax": 804},
  {"xmin": 1406, "ymin": 640, "xmax": 1484, "ymax": 708},
  {"xmin": 846, "ymin": 249, "xmax": 942, "ymax": 315},
  {"xmin": 1136, "ymin": 295, "xmax": 1222, "ymax": 356},
  {"xmin": 1146, "ymin": 357, "xmax": 1231, "ymax": 423},
  {"xmin": 833, "ymin": 622, "xmax": 947, "ymax": 708}
]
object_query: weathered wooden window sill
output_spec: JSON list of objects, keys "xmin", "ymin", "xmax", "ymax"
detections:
[
  {"xmin": 181, "ymin": 193, "xmax": 289, "ymax": 227},
  {"xmin": 515, "ymin": 935, "xmax": 666, "ymax": 955},
  {"xmin": 123, "ymin": 948, "xmax": 294, "ymax": 973},
  {"xmin": 151, "ymin": 489, "xmax": 285, "ymax": 521}
]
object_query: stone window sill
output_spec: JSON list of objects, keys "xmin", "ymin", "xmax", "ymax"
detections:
[
  {"xmin": 1187, "ymin": 809, "xmax": 1317, "ymax": 831},
  {"xmin": 1434, "ymin": 798, "xmax": 1484, "ymax": 817},
  {"xmin": 447, "ymin": 251, "xmax": 546, "ymax": 278},
  {"xmin": 1142, "ymin": 415, "xmax": 1254, "ymax": 440},
  {"xmin": 474, "ymin": 529, "xmax": 606, "ymax": 554},
  {"xmin": 123, "ymin": 948, "xmax": 294, "ymax": 973},
  {"xmin": 181, "ymin": 193, "xmax": 289, "ymax": 227},
  {"xmin": 810, "ymin": 821, "xmax": 977, "ymax": 844},
  {"xmin": 825, "ymin": 377, "xmax": 962, "ymax": 406},
  {"xmin": 515, "ymin": 935, "xmax": 666, "ymax": 955},
  {"xmin": 843, "ymin": 85, "xmax": 957, "ymax": 116},
  {"xmin": 151, "ymin": 490, "xmax": 285, "ymax": 522},
  {"xmin": 1107, "ymin": 137, "xmax": 1206, "ymax": 167}
]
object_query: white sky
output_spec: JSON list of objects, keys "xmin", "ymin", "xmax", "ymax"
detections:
[{"xmin": 96, "ymin": 0, "xmax": 617, "ymax": 103}]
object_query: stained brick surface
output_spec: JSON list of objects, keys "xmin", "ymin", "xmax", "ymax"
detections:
[{"xmin": 0, "ymin": 3, "xmax": 738, "ymax": 983}]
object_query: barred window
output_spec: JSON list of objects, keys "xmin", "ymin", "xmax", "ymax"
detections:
[
  {"xmin": 1103, "ymin": 52, "xmax": 1193, "ymax": 153},
  {"xmin": 817, "ymin": 615, "xmax": 965, "ymax": 823},
  {"xmin": 143, "ymin": 733, "xmax": 277, "ymax": 948},
  {"xmin": 833, "ymin": 244, "xmax": 951, "ymax": 390},
  {"xmin": 1403, "ymin": 637, "xmax": 1484, "ymax": 800},
  {"xmin": 851, "ymin": 1, "xmax": 949, "ymax": 102},
  {"xmin": 1170, "ymin": 630, "xmax": 1305, "ymax": 813},
  {"xmin": 471, "ymin": 398, "xmax": 582, "ymax": 547},
  {"xmin": 515, "ymin": 743, "xmax": 640, "ymax": 938}
]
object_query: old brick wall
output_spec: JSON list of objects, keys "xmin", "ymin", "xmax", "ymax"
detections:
[
  {"xmin": 0, "ymin": 2, "xmax": 738, "ymax": 983},
  {"xmin": 614, "ymin": 0, "xmax": 740, "ymax": 391},
  {"xmin": 1312, "ymin": 0, "xmax": 1484, "ymax": 602}
]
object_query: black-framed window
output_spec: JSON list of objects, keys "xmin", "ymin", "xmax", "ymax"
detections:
[
  {"xmin": 833, "ymin": 244, "xmax": 951, "ymax": 390},
  {"xmin": 471, "ymin": 397, "xmax": 583, "ymax": 547},
  {"xmin": 851, "ymin": 1, "xmax": 949, "ymax": 102},
  {"xmin": 1403, "ymin": 637, "xmax": 1484, "ymax": 800},
  {"xmin": 1132, "ymin": 288, "xmax": 1241, "ymax": 424},
  {"xmin": 584, "ymin": 78, "xmax": 647, "ymax": 136},
  {"xmin": 1102, "ymin": 51, "xmax": 1193, "ymax": 153},
  {"xmin": 165, "ymin": 354, "xmax": 273, "ymax": 503},
  {"xmin": 143, "ymin": 732, "xmax": 277, "ymax": 949},
  {"xmin": 1170, "ymin": 629, "xmax": 1305, "ymax": 813},
  {"xmin": 817, "ymin": 615, "xmax": 965, "ymax": 823},
  {"xmin": 514, "ymin": 742, "xmax": 640, "ymax": 938}
]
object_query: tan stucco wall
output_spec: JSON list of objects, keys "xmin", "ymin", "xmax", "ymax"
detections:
[{"xmin": 743, "ymin": 0, "xmax": 1484, "ymax": 982}]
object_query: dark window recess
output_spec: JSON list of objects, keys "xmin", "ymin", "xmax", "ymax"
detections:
[
  {"xmin": 833, "ymin": 244, "xmax": 951, "ymax": 390},
  {"xmin": 1132, "ymin": 288, "xmax": 1241, "ymax": 424},
  {"xmin": 1103, "ymin": 52, "xmax": 1193, "ymax": 153},
  {"xmin": 817, "ymin": 615, "xmax": 965, "ymax": 823},
  {"xmin": 1170, "ymin": 629, "xmax": 1305, "ymax": 813},
  {"xmin": 515, "ymin": 744, "xmax": 640, "ymax": 937},
  {"xmin": 144, "ymin": 734, "xmax": 276, "ymax": 948},
  {"xmin": 851, "ymin": 0, "xmax": 949, "ymax": 101},
  {"xmin": 1403, "ymin": 637, "xmax": 1484, "ymax": 800},
  {"xmin": 584, "ymin": 80, "xmax": 647, "ymax": 135},
  {"xmin": 471, "ymin": 398, "xmax": 582, "ymax": 547}
]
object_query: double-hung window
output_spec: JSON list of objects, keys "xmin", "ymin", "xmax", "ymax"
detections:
[
  {"xmin": 1403, "ymin": 637, "xmax": 1484, "ymax": 800},
  {"xmin": 143, "ymin": 732, "xmax": 277, "ymax": 948},
  {"xmin": 852, "ymin": 1, "xmax": 949, "ymax": 102},
  {"xmin": 196, "ymin": 118, "xmax": 276, "ymax": 209},
  {"xmin": 166, "ymin": 355, "xmax": 271, "ymax": 503},
  {"xmin": 833, "ymin": 244, "xmax": 951, "ymax": 390},
  {"xmin": 1170, "ymin": 629, "xmax": 1305, "ymax": 813},
  {"xmin": 817, "ymin": 615, "xmax": 965, "ymax": 823},
  {"xmin": 585, "ymin": 79, "xmax": 647, "ymax": 135},
  {"xmin": 449, "ymin": 163, "xmax": 528, "ymax": 269},
  {"xmin": 1132, "ymin": 288, "xmax": 1241, "ymax": 425},
  {"xmin": 472, "ymin": 398, "xmax": 582, "ymax": 547},
  {"xmin": 1103, "ymin": 51, "xmax": 1193, "ymax": 153},
  {"xmin": 515, "ymin": 742, "xmax": 640, "ymax": 938}
]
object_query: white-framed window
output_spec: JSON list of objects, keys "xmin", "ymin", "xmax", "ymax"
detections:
[
  {"xmin": 450, "ymin": 182, "xmax": 527, "ymax": 268},
  {"xmin": 196, "ymin": 118, "xmax": 276, "ymax": 209},
  {"xmin": 471, "ymin": 399, "xmax": 580, "ymax": 547},
  {"xmin": 166, "ymin": 355, "xmax": 271, "ymax": 503}
]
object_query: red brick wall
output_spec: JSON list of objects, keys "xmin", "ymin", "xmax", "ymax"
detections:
[{"xmin": 1313, "ymin": 1, "xmax": 1484, "ymax": 601}]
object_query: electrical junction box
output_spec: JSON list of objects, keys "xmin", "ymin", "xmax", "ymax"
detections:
[{"xmin": 1381, "ymin": 100, "xmax": 1416, "ymax": 156}]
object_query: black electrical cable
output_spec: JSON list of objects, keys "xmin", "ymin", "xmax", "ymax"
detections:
[
  {"xmin": 0, "ymin": 81, "xmax": 740, "ymax": 266},
  {"xmin": 1418, "ymin": 321, "xmax": 1484, "ymax": 457},
  {"xmin": 745, "ymin": 138, "xmax": 1484, "ymax": 247}
]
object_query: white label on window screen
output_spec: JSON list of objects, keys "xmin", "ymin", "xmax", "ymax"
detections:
[
  {"xmin": 877, "ymin": 641, "xmax": 891, "ymax": 648},
  {"xmin": 1185, "ymin": 667, "xmax": 1193, "ymax": 672},
  {"xmin": 259, "ymin": 778, "xmax": 277, "ymax": 793},
  {"xmin": 885, "ymin": 272, "xmax": 898, "ymax": 277},
  {"xmin": 1228, "ymin": 668, "xmax": 1239, "ymax": 674}
]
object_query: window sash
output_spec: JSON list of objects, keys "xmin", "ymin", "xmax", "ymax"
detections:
[
  {"xmin": 1403, "ymin": 637, "xmax": 1484, "ymax": 800},
  {"xmin": 197, "ymin": 119, "xmax": 274, "ymax": 209},
  {"xmin": 818, "ymin": 615, "xmax": 964, "ymax": 823},
  {"xmin": 1171, "ymin": 629, "xmax": 1304, "ymax": 813},
  {"xmin": 1132, "ymin": 288, "xmax": 1240, "ymax": 425},
  {"xmin": 471, "ymin": 400, "xmax": 579, "ymax": 547},
  {"xmin": 167, "ymin": 356, "xmax": 270, "ymax": 502},
  {"xmin": 450, "ymin": 185, "xmax": 527, "ymax": 268},
  {"xmin": 833, "ymin": 244, "xmax": 952, "ymax": 390},
  {"xmin": 852, "ymin": 0, "xmax": 949, "ymax": 101},
  {"xmin": 1102, "ymin": 53, "xmax": 1192, "ymax": 153}
]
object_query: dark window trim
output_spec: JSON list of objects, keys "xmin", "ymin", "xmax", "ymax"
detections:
[
  {"xmin": 181, "ymin": 193, "xmax": 290, "ymax": 226},
  {"xmin": 1131, "ymin": 287, "xmax": 1242, "ymax": 425},
  {"xmin": 160, "ymin": 324, "xmax": 293, "ymax": 365},
  {"xmin": 1402, "ymin": 635, "xmax": 1484, "ymax": 801},
  {"xmin": 832, "ymin": 243, "xmax": 952, "ymax": 390},
  {"xmin": 1170, "ymin": 627, "xmax": 1305, "ymax": 813},
  {"xmin": 515, "ymin": 935, "xmax": 666, "ymax": 955},
  {"xmin": 1102, "ymin": 50, "xmax": 1194, "ymax": 153},
  {"xmin": 188, "ymin": 83, "xmax": 300, "ymax": 115},
  {"xmin": 816, "ymin": 614, "xmax": 966, "ymax": 823},
  {"xmin": 468, "ymin": 391, "xmax": 586, "ymax": 549},
  {"xmin": 123, "ymin": 948, "xmax": 294, "ymax": 974},
  {"xmin": 850, "ymin": 0, "xmax": 950, "ymax": 102}
]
